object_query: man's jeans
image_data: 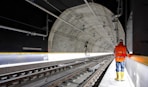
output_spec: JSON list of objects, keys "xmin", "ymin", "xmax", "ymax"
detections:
[{"xmin": 116, "ymin": 62, "xmax": 125, "ymax": 72}]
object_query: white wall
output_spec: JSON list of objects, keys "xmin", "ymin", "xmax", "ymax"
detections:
[{"xmin": 126, "ymin": 58, "xmax": 148, "ymax": 87}]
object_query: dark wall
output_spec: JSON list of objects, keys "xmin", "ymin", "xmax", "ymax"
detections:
[
  {"xmin": 0, "ymin": 29, "xmax": 48, "ymax": 52},
  {"xmin": 133, "ymin": 0, "xmax": 148, "ymax": 55},
  {"xmin": 0, "ymin": 0, "xmax": 46, "ymax": 28},
  {"xmin": 0, "ymin": 0, "xmax": 132, "ymax": 52},
  {"xmin": 0, "ymin": 0, "xmax": 48, "ymax": 52}
]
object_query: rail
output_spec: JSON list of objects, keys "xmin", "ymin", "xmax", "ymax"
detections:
[
  {"xmin": 0, "ymin": 55, "xmax": 113, "ymax": 87},
  {"xmin": 0, "ymin": 60, "xmax": 87, "ymax": 86},
  {"xmin": 79, "ymin": 59, "xmax": 112, "ymax": 87}
]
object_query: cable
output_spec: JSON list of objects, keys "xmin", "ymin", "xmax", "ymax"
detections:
[
  {"xmin": 43, "ymin": 0, "xmax": 62, "ymax": 13},
  {"xmin": 0, "ymin": 16, "xmax": 44, "ymax": 30}
]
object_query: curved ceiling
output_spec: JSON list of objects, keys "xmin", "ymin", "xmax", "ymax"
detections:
[
  {"xmin": 48, "ymin": 3, "xmax": 125, "ymax": 52},
  {"xmin": 0, "ymin": 0, "xmax": 129, "ymax": 52}
]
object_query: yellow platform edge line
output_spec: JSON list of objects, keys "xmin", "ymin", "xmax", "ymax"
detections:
[
  {"xmin": 130, "ymin": 55, "xmax": 148, "ymax": 66},
  {"xmin": 0, "ymin": 52, "xmax": 105, "ymax": 54}
]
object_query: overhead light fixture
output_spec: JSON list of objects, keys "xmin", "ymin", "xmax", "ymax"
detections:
[{"xmin": 22, "ymin": 47, "xmax": 42, "ymax": 51}]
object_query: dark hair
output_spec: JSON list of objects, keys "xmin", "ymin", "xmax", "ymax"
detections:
[{"xmin": 119, "ymin": 39, "xmax": 123, "ymax": 42}]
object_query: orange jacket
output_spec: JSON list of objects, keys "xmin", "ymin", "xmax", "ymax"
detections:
[{"xmin": 114, "ymin": 42, "xmax": 127, "ymax": 62}]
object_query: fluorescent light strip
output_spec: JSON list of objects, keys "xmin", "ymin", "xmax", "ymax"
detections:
[{"xmin": 22, "ymin": 47, "xmax": 42, "ymax": 51}]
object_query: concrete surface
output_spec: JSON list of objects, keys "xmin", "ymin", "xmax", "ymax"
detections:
[
  {"xmin": 48, "ymin": 3, "xmax": 125, "ymax": 52},
  {"xmin": 99, "ymin": 59, "xmax": 135, "ymax": 87},
  {"xmin": 126, "ymin": 58, "xmax": 148, "ymax": 87}
]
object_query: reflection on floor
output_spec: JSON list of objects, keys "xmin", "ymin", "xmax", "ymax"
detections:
[{"xmin": 99, "ymin": 59, "xmax": 135, "ymax": 87}]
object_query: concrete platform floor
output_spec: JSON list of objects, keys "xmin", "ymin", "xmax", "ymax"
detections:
[{"xmin": 99, "ymin": 59, "xmax": 135, "ymax": 87}]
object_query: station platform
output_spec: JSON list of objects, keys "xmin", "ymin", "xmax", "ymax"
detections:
[{"xmin": 99, "ymin": 59, "xmax": 135, "ymax": 87}]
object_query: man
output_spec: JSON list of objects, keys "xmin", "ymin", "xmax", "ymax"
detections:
[{"xmin": 114, "ymin": 39, "xmax": 127, "ymax": 81}]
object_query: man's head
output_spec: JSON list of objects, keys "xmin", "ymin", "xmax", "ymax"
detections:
[
  {"xmin": 119, "ymin": 39, "xmax": 123, "ymax": 42},
  {"xmin": 118, "ymin": 39, "xmax": 124, "ymax": 44},
  {"xmin": 118, "ymin": 39, "xmax": 124, "ymax": 45}
]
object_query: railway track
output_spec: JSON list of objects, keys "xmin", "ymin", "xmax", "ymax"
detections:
[
  {"xmin": 0, "ymin": 55, "xmax": 113, "ymax": 87},
  {"xmin": 43, "ymin": 57, "xmax": 113, "ymax": 87}
]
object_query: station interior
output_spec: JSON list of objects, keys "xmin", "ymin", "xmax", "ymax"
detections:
[{"xmin": 0, "ymin": 0, "xmax": 148, "ymax": 87}]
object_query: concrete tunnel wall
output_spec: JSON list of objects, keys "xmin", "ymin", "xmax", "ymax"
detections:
[{"xmin": 48, "ymin": 3, "xmax": 125, "ymax": 52}]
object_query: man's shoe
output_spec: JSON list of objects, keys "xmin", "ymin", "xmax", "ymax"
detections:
[
  {"xmin": 115, "ymin": 72, "xmax": 121, "ymax": 81},
  {"xmin": 121, "ymin": 72, "xmax": 124, "ymax": 81}
]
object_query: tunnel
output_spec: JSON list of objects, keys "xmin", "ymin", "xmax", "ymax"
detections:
[
  {"xmin": 0, "ymin": 0, "xmax": 148, "ymax": 87},
  {"xmin": 48, "ymin": 3, "xmax": 124, "ymax": 52}
]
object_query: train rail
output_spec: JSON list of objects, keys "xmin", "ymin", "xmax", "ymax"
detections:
[{"xmin": 0, "ymin": 55, "xmax": 113, "ymax": 87}]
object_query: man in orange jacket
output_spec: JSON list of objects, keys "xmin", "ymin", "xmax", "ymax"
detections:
[{"xmin": 114, "ymin": 39, "xmax": 127, "ymax": 81}]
